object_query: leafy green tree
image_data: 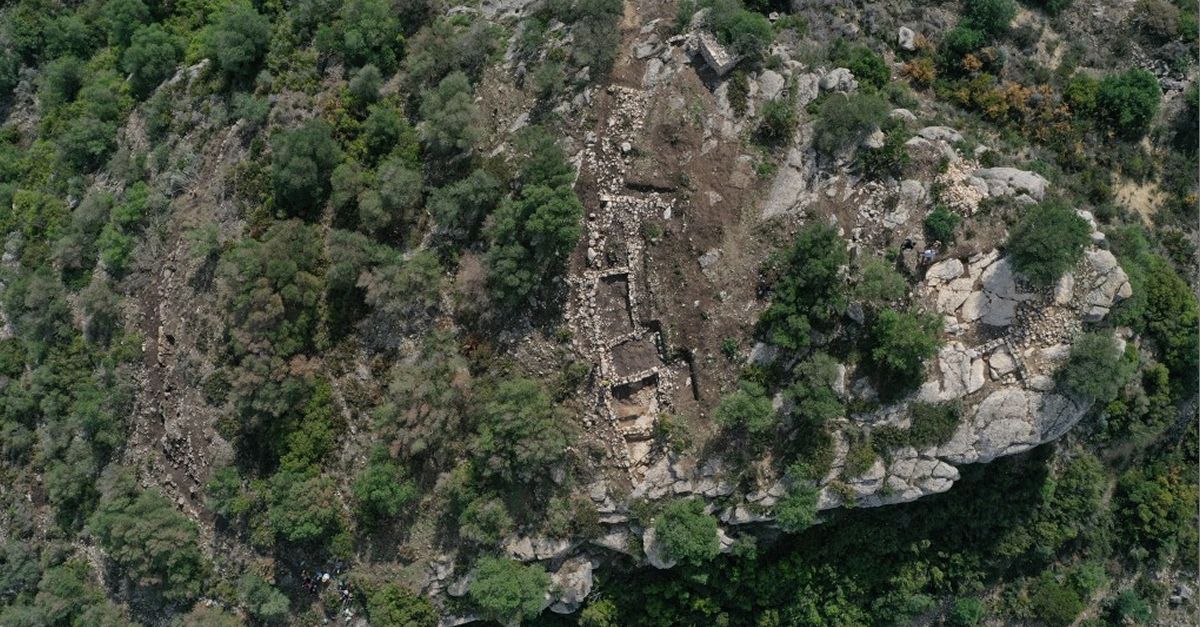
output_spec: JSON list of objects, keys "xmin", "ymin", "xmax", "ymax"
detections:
[
  {"xmin": 759, "ymin": 223, "xmax": 848, "ymax": 350},
  {"xmin": 787, "ymin": 352, "xmax": 845, "ymax": 427},
  {"xmin": 868, "ymin": 309, "xmax": 942, "ymax": 395},
  {"xmin": 365, "ymin": 582, "xmax": 438, "ymax": 627},
  {"xmin": 1029, "ymin": 576, "xmax": 1084, "ymax": 627},
  {"xmin": 713, "ymin": 380, "xmax": 775, "ymax": 437},
  {"xmin": 361, "ymin": 103, "xmax": 420, "ymax": 166},
  {"xmin": 473, "ymin": 377, "xmax": 572, "ymax": 483},
  {"xmin": 353, "ymin": 449, "xmax": 417, "ymax": 529},
  {"xmin": 347, "ymin": 63, "xmax": 382, "ymax": 109},
  {"xmin": 429, "ymin": 168, "xmax": 502, "ymax": 245},
  {"xmin": 1139, "ymin": 256, "xmax": 1199, "ymax": 390},
  {"xmin": 238, "ymin": 574, "xmax": 290, "ymax": 624},
  {"xmin": 1006, "ymin": 200, "xmax": 1090, "ymax": 286},
  {"xmin": 458, "ymin": 497, "xmax": 514, "ymax": 545},
  {"xmin": 375, "ymin": 331, "xmax": 470, "ymax": 463},
  {"xmin": 43, "ymin": 15, "xmax": 97, "ymax": 60},
  {"xmin": 775, "ymin": 482, "xmax": 819, "ymax": 533},
  {"xmin": 205, "ymin": 2, "xmax": 271, "ymax": 82},
  {"xmin": 814, "ymin": 92, "xmax": 889, "ymax": 156},
  {"xmin": 755, "ymin": 98, "xmax": 797, "ymax": 146},
  {"xmin": 268, "ymin": 469, "xmax": 343, "ymax": 544},
  {"xmin": 58, "ymin": 116, "xmax": 118, "ymax": 172},
  {"xmin": 317, "ymin": 0, "xmax": 405, "ymax": 72},
  {"xmin": 362, "ymin": 156, "xmax": 423, "ymax": 237},
  {"xmin": 1115, "ymin": 461, "xmax": 1197, "ymax": 555},
  {"xmin": 854, "ymin": 258, "xmax": 907, "ymax": 307},
  {"xmin": 88, "ymin": 469, "xmax": 207, "ymax": 602},
  {"xmin": 1095, "ymin": 68, "xmax": 1161, "ymax": 138},
  {"xmin": 103, "ymin": 0, "xmax": 150, "ymax": 49},
  {"xmin": 467, "ymin": 557, "xmax": 550, "ymax": 624},
  {"xmin": 655, "ymin": 498, "xmax": 720, "ymax": 565},
  {"xmin": 357, "ymin": 250, "xmax": 442, "ymax": 342},
  {"xmin": 1061, "ymin": 332, "xmax": 1134, "ymax": 401},
  {"xmin": 579, "ymin": 598, "xmax": 620, "ymax": 627},
  {"xmin": 485, "ymin": 182, "xmax": 583, "ymax": 312},
  {"xmin": 963, "ymin": 0, "xmax": 1017, "ymax": 36},
  {"xmin": 271, "ymin": 119, "xmax": 341, "ymax": 219},
  {"xmin": 121, "ymin": 25, "xmax": 178, "ymax": 97},
  {"xmin": 418, "ymin": 71, "xmax": 481, "ymax": 166}
]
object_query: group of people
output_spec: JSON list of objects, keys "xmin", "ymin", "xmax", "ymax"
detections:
[
  {"xmin": 902, "ymin": 238, "xmax": 941, "ymax": 266},
  {"xmin": 300, "ymin": 566, "xmax": 353, "ymax": 606}
]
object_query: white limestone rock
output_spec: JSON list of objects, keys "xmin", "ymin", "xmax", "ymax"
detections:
[{"xmin": 972, "ymin": 167, "xmax": 1049, "ymax": 200}]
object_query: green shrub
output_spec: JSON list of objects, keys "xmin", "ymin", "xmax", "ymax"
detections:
[
  {"xmin": 473, "ymin": 377, "xmax": 573, "ymax": 483},
  {"xmin": 714, "ymin": 380, "xmax": 776, "ymax": 436},
  {"xmin": 843, "ymin": 433, "xmax": 878, "ymax": 477},
  {"xmin": 88, "ymin": 470, "xmax": 206, "ymax": 602},
  {"xmin": 1030, "ymin": 577, "xmax": 1084, "ymax": 627},
  {"xmin": 759, "ymin": 223, "xmax": 848, "ymax": 350},
  {"xmin": 238, "ymin": 574, "xmax": 290, "ymax": 624},
  {"xmin": 655, "ymin": 498, "xmax": 720, "ymax": 565},
  {"xmin": 121, "ymin": 25, "xmax": 179, "ymax": 97},
  {"xmin": 948, "ymin": 596, "xmax": 984, "ymax": 626},
  {"xmin": 854, "ymin": 258, "xmax": 907, "ymax": 307},
  {"xmin": 755, "ymin": 98, "xmax": 797, "ymax": 147},
  {"xmin": 1006, "ymin": 200, "xmax": 1090, "ymax": 286},
  {"xmin": 205, "ymin": 2, "xmax": 271, "ymax": 82},
  {"xmin": 908, "ymin": 401, "xmax": 962, "ymax": 448},
  {"xmin": 786, "ymin": 353, "xmax": 845, "ymax": 427},
  {"xmin": 868, "ymin": 310, "xmax": 942, "ymax": 396},
  {"xmin": 775, "ymin": 483, "xmax": 819, "ymax": 533},
  {"xmin": 103, "ymin": 0, "xmax": 151, "ymax": 49},
  {"xmin": 923, "ymin": 205, "xmax": 962, "ymax": 244},
  {"xmin": 268, "ymin": 469, "xmax": 343, "ymax": 545},
  {"xmin": 352, "ymin": 450, "xmax": 417, "ymax": 529},
  {"xmin": 813, "ymin": 92, "xmax": 889, "ymax": 156},
  {"xmin": 1105, "ymin": 589, "xmax": 1151, "ymax": 625},
  {"xmin": 1094, "ymin": 68, "xmax": 1161, "ymax": 138},
  {"xmin": 458, "ymin": 497, "xmax": 514, "ymax": 545},
  {"xmin": 1061, "ymin": 332, "xmax": 1134, "ymax": 402},
  {"xmin": 939, "ymin": 25, "xmax": 987, "ymax": 68},
  {"xmin": 723, "ymin": 10, "xmax": 773, "ymax": 59},
  {"xmin": 1139, "ymin": 256, "xmax": 1198, "ymax": 390},
  {"xmin": 963, "ymin": 0, "xmax": 1017, "ymax": 37},
  {"xmin": 858, "ymin": 127, "xmax": 911, "ymax": 179},
  {"xmin": 271, "ymin": 119, "xmax": 341, "ymax": 218},
  {"xmin": 365, "ymin": 582, "xmax": 438, "ymax": 627},
  {"xmin": 831, "ymin": 41, "xmax": 889, "ymax": 90},
  {"xmin": 468, "ymin": 557, "xmax": 550, "ymax": 624},
  {"xmin": 485, "ymin": 180, "xmax": 583, "ymax": 313}
]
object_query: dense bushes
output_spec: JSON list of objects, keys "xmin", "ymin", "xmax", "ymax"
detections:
[
  {"xmin": 713, "ymin": 380, "xmax": 776, "ymax": 437},
  {"xmin": 271, "ymin": 120, "xmax": 342, "ymax": 219},
  {"xmin": 868, "ymin": 310, "xmax": 942, "ymax": 396},
  {"xmin": 759, "ymin": 223, "xmax": 848, "ymax": 350},
  {"xmin": 813, "ymin": 92, "xmax": 889, "ymax": 156},
  {"xmin": 655, "ymin": 498, "xmax": 720, "ymax": 565},
  {"xmin": 365, "ymin": 582, "xmax": 438, "ymax": 627},
  {"xmin": 205, "ymin": 2, "xmax": 270, "ymax": 82},
  {"xmin": 1061, "ymin": 332, "xmax": 1134, "ymax": 401},
  {"xmin": 1068, "ymin": 69, "xmax": 1162, "ymax": 138},
  {"xmin": 352, "ymin": 449, "xmax": 418, "ymax": 529},
  {"xmin": 1006, "ymin": 200, "xmax": 1090, "ymax": 286},
  {"xmin": 468, "ymin": 557, "xmax": 550, "ymax": 624},
  {"xmin": 121, "ymin": 25, "xmax": 178, "ymax": 97},
  {"xmin": 473, "ymin": 377, "xmax": 573, "ymax": 483},
  {"xmin": 924, "ymin": 205, "xmax": 962, "ymax": 244},
  {"xmin": 88, "ymin": 470, "xmax": 207, "ymax": 603}
]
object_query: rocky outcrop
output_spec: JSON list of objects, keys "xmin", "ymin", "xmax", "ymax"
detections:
[{"xmin": 970, "ymin": 167, "xmax": 1049, "ymax": 202}]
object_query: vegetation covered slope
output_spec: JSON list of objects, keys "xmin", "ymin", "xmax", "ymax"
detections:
[{"xmin": 0, "ymin": 0, "xmax": 1195, "ymax": 625}]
